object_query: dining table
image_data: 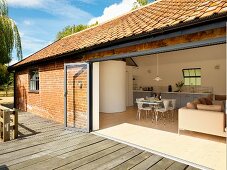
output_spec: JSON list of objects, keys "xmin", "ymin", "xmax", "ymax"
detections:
[{"xmin": 136, "ymin": 99, "xmax": 163, "ymax": 122}]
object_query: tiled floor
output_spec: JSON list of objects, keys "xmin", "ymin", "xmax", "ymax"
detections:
[{"xmin": 100, "ymin": 106, "xmax": 226, "ymax": 143}]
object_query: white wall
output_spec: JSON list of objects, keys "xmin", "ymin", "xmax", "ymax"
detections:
[
  {"xmin": 126, "ymin": 66, "xmax": 133, "ymax": 106},
  {"xmin": 132, "ymin": 44, "xmax": 226, "ymax": 95},
  {"xmin": 99, "ymin": 60, "xmax": 126, "ymax": 113},
  {"xmin": 93, "ymin": 62, "xmax": 99, "ymax": 130}
]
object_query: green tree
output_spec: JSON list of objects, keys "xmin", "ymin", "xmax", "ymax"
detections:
[
  {"xmin": 56, "ymin": 24, "xmax": 88, "ymax": 40},
  {"xmin": 133, "ymin": 0, "xmax": 150, "ymax": 10},
  {"xmin": 0, "ymin": 64, "xmax": 13, "ymax": 96},
  {"xmin": 0, "ymin": 0, "xmax": 22, "ymax": 64},
  {"xmin": 56, "ymin": 21, "xmax": 98, "ymax": 40}
]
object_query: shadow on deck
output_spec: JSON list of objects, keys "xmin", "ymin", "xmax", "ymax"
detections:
[{"xmin": 17, "ymin": 123, "xmax": 40, "ymax": 139}]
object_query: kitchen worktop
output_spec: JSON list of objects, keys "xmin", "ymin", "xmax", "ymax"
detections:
[
  {"xmin": 159, "ymin": 92, "xmax": 212, "ymax": 95},
  {"xmin": 133, "ymin": 90, "xmax": 153, "ymax": 92},
  {"xmin": 133, "ymin": 90, "xmax": 212, "ymax": 108},
  {"xmin": 133, "ymin": 90, "xmax": 212, "ymax": 94}
]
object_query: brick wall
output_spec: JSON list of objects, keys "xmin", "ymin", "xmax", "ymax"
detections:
[{"xmin": 15, "ymin": 58, "xmax": 88, "ymax": 128}]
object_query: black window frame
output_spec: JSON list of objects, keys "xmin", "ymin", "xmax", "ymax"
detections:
[
  {"xmin": 182, "ymin": 68, "xmax": 201, "ymax": 86},
  {"xmin": 29, "ymin": 69, "xmax": 39, "ymax": 92}
]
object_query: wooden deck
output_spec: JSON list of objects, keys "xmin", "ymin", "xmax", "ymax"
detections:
[{"xmin": 0, "ymin": 112, "xmax": 199, "ymax": 170}]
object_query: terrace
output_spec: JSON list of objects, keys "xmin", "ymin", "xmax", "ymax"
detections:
[{"xmin": 0, "ymin": 111, "xmax": 198, "ymax": 170}]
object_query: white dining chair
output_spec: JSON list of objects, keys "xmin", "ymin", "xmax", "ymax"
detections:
[
  {"xmin": 154, "ymin": 99, "xmax": 170, "ymax": 124},
  {"xmin": 136, "ymin": 98, "xmax": 152, "ymax": 120},
  {"xmin": 168, "ymin": 99, "xmax": 176, "ymax": 122},
  {"xmin": 145, "ymin": 97, "xmax": 156, "ymax": 121}
]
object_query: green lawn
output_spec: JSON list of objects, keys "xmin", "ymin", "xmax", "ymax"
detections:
[{"xmin": 0, "ymin": 89, "xmax": 14, "ymax": 97}]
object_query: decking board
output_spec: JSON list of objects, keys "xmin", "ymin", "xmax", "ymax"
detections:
[
  {"xmin": 8, "ymin": 136, "xmax": 105, "ymax": 169},
  {"xmin": 131, "ymin": 154, "xmax": 163, "ymax": 170},
  {"xmin": 56, "ymin": 143, "xmax": 126, "ymax": 170},
  {"xmin": 148, "ymin": 158, "xmax": 175, "ymax": 170},
  {"xmin": 8, "ymin": 136, "xmax": 104, "ymax": 169},
  {"xmin": 0, "ymin": 133, "xmax": 90, "ymax": 164},
  {"xmin": 111, "ymin": 151, "xmax": 152, "ymax": 170},
  {"xmin": 0, "ymin": 112, "xmax": 197, "ymax": 170}
]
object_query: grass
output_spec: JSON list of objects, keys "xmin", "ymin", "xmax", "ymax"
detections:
[{"xmin": 0, "ymin": 90, "xmax": 14, "ymax": 97}]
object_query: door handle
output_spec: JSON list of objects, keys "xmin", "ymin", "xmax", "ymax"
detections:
[{"xmin": 64, "ymin": 91, "xmax": 67, "ymax": 97}]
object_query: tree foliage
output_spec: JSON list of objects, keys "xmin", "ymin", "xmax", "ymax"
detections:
[
  {"xmin": 133, "ymin": 0, "xmax": 150, "ymax": 10},
  {"xmin": 56, "ymin": 0, "xmax": 150, "ymax": 40},
  {"xmin": 0, "ymin": 64, "xmax": 13, "ymax": 96},
  {"xmin": 0, "ymin": 64, "xmax": 13, "ymax": 86},
  {"xmin": 0, "ymin": 0, "xmax": 22, "ymax": 64},
  {"xmin": 56, "ymin": 24, "xmax": 88, "ymax": 40},
  {"xmin": 56, "ymin": 21, "xmax": 98, "ymax": 40}
]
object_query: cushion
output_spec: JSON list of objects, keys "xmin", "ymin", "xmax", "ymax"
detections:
[
  {"xmin": 186, "ymin": 102, "xmax": 196, "ymax": 109},
  {"xmin": 207, "ymin": 94, "xmax": 213, "ymax": 100},
  {"xmin": 215, "ymin": 95, "xmax": 226, "ymax": 101},
  {"xmin": 197, "ymin": 104, "xmax": 222, "ymax": 112},
  {"xmin": 212, "ymin": 100, "xmax": 225, "ymax": 112},
  {"xmin": 186, "ymin": 100, "xmax": 200, "ymax": 109},
  {"xmin": 204, "ymin": 97, "xmax": 213, "ymax": 105},
  {"xmin": 193, "ymin": 100, "xmax": 201, "ymax": 109},
  {"xmin": 198, "ymin": 98, "xmax": 207, "ymax": 105}
]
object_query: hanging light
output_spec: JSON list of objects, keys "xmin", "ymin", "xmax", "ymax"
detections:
[{"xmin": 154, "ymin": 54, "xmax": 162, "ymax": 81}]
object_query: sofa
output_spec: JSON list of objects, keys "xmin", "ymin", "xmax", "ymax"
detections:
[{"xmin": 178, "ymin": 96, "xmax": 226, "ymax": 137}]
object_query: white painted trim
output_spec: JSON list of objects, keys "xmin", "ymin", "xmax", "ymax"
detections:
[{"xmin": 92, "ymin": 62, "xmax": 100, "ymax": 130}]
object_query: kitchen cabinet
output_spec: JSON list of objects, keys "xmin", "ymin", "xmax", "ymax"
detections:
[
  {"xmin": 161, "ymin": 93, "xmax": 173, "ymax": 99},
  {"xmin": 133, "ymin": 91, "xmax": 153, "ymax": 106},
  {"xmin": 161, "ymin": 92, "xmax": 212, "ymax": 109},
  {"xmin": 180, "ymin": 94, "xmax": 194, "ymax": 108},
  {"xmin": 175, "ymin": 94, "xmax": 182, "ymax": 109}
]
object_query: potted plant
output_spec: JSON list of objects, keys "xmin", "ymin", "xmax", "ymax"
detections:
[{"xmin": 176, "ymin": 80, "xmax": 184, "ymax": 92}]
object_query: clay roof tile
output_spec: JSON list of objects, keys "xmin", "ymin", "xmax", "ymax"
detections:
[{"xmin": 13, "ymin": 0, "xmax": 227, "ymax": 68}]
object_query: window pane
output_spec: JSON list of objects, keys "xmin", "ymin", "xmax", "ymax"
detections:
[
  {"xmin": 184, "ymin": 78, "xmax": 190, "ymax": 85},
  {"xmin": 183, "ymin": 70, "xmax": 189, "ymax": 76},
  {"xmin": 189, "ymin": 78, "xmax": 196, "ymax": 85},
  {"xmin": 30, "ymin": 80, "xmax": 34, "ymax": 90},
  {"xmin": 31, "ymin": 72, "xmax": 35, "ymax": 80},
  {"xmin": 196, "ymin": 78, "xmax": 201, "ymax": 85},
  {"xmin": 30, "ymin": 70, "xmax": 39, "ymax": 91},
  {"xmin": 33, "ymin": 81, "xmax": 35, "ymax": 90},
  {"xmin": 182, "ymin": 68, "xmax": 201, "ymax": 86},
  {"xmin": 195, "ymin": 69, "xmax": 201, "ymax": 76},
  {"xmin": 189, "ymin": 69, "xmax": 195, "ymax": 76}
]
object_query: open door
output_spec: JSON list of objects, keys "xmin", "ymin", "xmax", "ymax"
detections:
[{"xmin": 64, "ymin": 63, "xmax": 90, "ymax": 132}]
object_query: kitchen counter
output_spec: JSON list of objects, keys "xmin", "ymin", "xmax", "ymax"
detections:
[
  {"xmin": 160, "ymin": 92, "xmax": 212, "ymax": 108},
  {"xmin": 134, "ymin": 91, "xmax": 212, "ymax": 95},
  {"xmin": 133, "ymin": 91, "xmax": 154, "ymax": 106},
  {"xmin": 133, "ymin": 90, "xmax": 153, "ymax": 92},
  {"xmin": 133, "ymin": 91, "xmax": 212, "ymax": 108},
  {"xmin": 159, "ymin": 92, "xmax": 212, "ymax": 95}
]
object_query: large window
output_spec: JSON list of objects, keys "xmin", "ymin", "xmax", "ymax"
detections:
[
  {"xmin": 182, "ymin": 68, "xmax": 201, "ymax": 86},
  {"xmin": 29, "ymin": 69, "xmax": 39, "ymax": 91}
]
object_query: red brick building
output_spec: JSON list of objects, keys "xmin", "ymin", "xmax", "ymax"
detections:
[{"xmin": 10, "ymin": 0, "xmax": 227, "ymax": 132}]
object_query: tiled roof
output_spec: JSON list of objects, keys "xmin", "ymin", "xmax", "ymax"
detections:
[{"xmin": 13, "ymin": 0, "xmax": 227, "ymax": 67}]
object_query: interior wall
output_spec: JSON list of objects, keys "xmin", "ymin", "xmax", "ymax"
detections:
[
  {"xmin": 132, "ymin": 44, "xmax": 226, "ymax": 95},
  {"xmin": 99, "ymin": 60, "xmax": 126, "ymax": 113},
  {"xmin": 126, "ymin": 66, "xmax": 133, "ymax": 106}
]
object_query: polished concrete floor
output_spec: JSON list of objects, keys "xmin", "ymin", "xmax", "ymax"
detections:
[{"xmin": 100, "ymin": 106, "xmax": 226, "ymax": 143}]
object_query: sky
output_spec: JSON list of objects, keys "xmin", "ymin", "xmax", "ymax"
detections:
[{"xmin": 8, "ymin": 0, "xmax": 144, "ymax": 65}]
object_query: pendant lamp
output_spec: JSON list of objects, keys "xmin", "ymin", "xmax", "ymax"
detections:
[{"xmin": 154, "ymin": 54, "xmax": 162, "ymax": 81}]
